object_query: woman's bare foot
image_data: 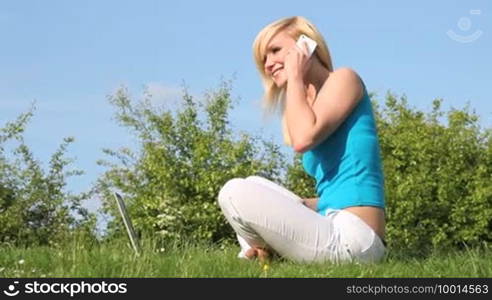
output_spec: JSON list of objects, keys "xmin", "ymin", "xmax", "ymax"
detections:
[
  {"xmin": 256, "ymin": 248, "xmax": 270, "ymax": 262},
  {"xmin": 245, "ymin": 247, "xmax": 270, "ymax": 262}
]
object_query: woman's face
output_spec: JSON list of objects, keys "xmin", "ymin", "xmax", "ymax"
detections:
[{"xmin": 263, "ymin": 30, "xmax": 296, "ymax": 88}]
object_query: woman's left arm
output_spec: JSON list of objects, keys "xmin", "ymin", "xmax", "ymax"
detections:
[{"xmin": 284, "ymin": 68, "xmax": 363, "ymax": 153}]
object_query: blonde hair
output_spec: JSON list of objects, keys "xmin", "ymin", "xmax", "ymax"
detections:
[{"xmin": 252, "ymin": 16, "xmax": 333, "ymax": 145}]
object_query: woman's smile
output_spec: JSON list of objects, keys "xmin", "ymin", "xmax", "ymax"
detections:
[{"xmin": 272, "ymin": 67, "xmax": 283, "ymax": 77}]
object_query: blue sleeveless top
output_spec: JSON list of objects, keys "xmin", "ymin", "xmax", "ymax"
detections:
[{"xmin": 302, "ymin": 82, "xmax": 385, "ymax": 216}]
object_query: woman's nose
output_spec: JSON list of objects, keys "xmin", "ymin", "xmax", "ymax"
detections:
[{"xmin": 264, "ymin": 55, "xmax": 275, "ymax": 74}]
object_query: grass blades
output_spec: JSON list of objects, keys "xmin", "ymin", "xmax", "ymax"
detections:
[{"xmin": 0, "ymin": 238, "xmax": 490, "ymax": 278}]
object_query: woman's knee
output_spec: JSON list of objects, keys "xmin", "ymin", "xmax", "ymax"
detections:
[
  {"xmin": 245, "ymin": 175, "xmax": 266, "ymax": 181},
  {"xmin": 245, "ymin": 175, "xmax": 274, "ymax": 187},
  {"xmin": 217, "ymin": 178, "xmax": 247, "ymax": 208}
]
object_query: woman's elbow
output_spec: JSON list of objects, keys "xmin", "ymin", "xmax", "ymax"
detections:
[{"xmin": 292, "ymin": 139, "xmax": 313, "ymax": 153}]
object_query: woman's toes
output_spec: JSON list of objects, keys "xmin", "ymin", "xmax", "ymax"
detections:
[
  {"xmin": 256, "ymin": 248, "xmax": 270, "ymax": 262},
  {"xmin": 245, "ymin": 248, "xmax": 258, "ymax": 259}
]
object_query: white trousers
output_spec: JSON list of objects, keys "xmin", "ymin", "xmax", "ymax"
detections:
[{"xmin": 217, "ymin": 176, "xmax": 386, "ymax": 263}]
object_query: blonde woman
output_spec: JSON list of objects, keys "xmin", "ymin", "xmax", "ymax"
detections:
[{"xmin": 218, "ymin": 16, "xmax": 386, "ymax": 263}]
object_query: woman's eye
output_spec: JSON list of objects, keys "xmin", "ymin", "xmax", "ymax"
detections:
[{"xmin": 263, "ymin": 47, "xmax": 281, "ymax": 63}]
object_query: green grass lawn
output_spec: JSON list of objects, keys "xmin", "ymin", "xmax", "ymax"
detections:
[{"xmin": 0, "ymin": 238, "xmax": 490, "ymax": 278}]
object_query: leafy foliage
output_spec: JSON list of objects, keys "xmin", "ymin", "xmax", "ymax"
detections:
[
  {"xmin": 98, "ymin": 81, "xmax": 491, "ymax": 252},
  {"xmin": 97, "ymin": 80, "xmax": 286, "ymax": 244},
  {"xmin": 283, "ymin": 153, "xmax": 316, "ymax": 198},
  {"xmin": 0, "ymin": 106, "xmax": 96, "ymax": 246},
  {"xmin": 376, "ymin": 94, "xmax": 491, "ymax": 252},
  {"xmin": 4, "ymin": 82, "xmax": 488, "ymax": 254}
]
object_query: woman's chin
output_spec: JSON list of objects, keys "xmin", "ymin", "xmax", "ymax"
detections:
[{"xmin": 274, "ymin": 78, "xmax": 287, "ymax": 88}]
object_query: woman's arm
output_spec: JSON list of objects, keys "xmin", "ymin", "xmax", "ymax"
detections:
[
  {"xmin": 284, "ymin": 76, "xmax": 315, "ymax": 151},
  {"xmin": 284, "ymin": 68, "xmax": 363, "ymax": 153}
]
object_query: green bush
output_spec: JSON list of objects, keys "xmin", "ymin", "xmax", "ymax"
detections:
[
  {"xmin": 97, "ymin": 80, "xmax": 286, "ymax": 244},
  {"xmin": 0, "ymin": 106, "xmax": 97, "ymax": 246},
  {"xmin": 283, "ymin": 153, "xmax": 316, "ymax": 198},
  {"xmin": 376, "ymin": 93, "xmax": 491, "ymax": 252},
  {"xmin": 97, "ymin": 81, "xmax": 491, "ymax": 252}
]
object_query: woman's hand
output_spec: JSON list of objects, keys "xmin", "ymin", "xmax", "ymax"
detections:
[
  {"xmin": 284, "ymin": 41, "xmax": 312, "ymax": 81},
  {"xmin": 302, "ymin": 197, "xmax": 319, "ymax": 211}
]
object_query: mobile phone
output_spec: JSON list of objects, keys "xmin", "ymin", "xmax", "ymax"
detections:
[{"xmin": 296, "ymin": 34, "xmax": 317, "ymax": 57}]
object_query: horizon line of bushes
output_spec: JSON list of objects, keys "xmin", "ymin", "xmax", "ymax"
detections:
[{"xmin": 1, "ymin": 80, "xmax": 490, "ymax": 254}]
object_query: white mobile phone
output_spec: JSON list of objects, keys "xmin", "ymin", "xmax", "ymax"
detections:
[{"xmin": 296, "ymin": 34, "xmax": 317, "ymax": 57}]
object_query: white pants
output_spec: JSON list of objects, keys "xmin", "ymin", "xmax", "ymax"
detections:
[{"xmin": 217, "ymin": 176, "xmax": 386, "ymax": 263}]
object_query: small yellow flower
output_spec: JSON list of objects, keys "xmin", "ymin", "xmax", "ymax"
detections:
[{"xmin": 263, "ymin": 264, "xmax": 269, "ymax": 272}]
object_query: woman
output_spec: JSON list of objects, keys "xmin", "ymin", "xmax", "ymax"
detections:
[{"xmin": 217, "ymin": 16, "xmax": 386, "ymax": 263}]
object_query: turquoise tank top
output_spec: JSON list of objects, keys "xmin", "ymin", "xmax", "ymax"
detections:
[{"xmin": 302, "ymin": 81, "xmax": 385, "ymax": 216}]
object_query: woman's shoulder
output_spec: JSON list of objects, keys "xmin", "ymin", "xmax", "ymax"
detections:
[
  {"xmin": 323, "ymin": 67, "xmax": 364, "ymax": 101},
  {"xmin": 326, "ymin": 67, "xmax": 361, "ymax": 85}
]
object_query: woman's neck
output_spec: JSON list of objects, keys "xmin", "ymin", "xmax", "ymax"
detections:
[{"xmin": 304, "ymin": 58, "xmax": 330, "ymax": 93}]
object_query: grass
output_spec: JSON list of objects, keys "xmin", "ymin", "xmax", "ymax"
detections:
[{"xmin": 0, "ymin": 238, "xmax": 490, "ymax": 278}]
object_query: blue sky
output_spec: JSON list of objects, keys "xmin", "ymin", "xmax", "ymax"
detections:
[{"xmin": 1, "ymin": 0, "xmax": 491, "ymax": 215}]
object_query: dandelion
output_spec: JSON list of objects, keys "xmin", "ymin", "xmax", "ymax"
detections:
[
  {"xmin": 18, "ymin": 259, "xmax": 25, "ymax": 265},
  {"xmin": 159, "ymin": 248, "xmax": 165, "ymax": 253},
  {"xmin": 259, "ymin": 263, "xmax": 270, "ymax": 278}
]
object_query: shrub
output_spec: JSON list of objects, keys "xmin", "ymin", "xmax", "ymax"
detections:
[
  {"xmin": 376, "ymin": 93, "xmax": 491, "ymax": 252},
  {"xmin": 0, "ymin": 106, "xmax": 96, "ymax": 246},
  {"xmin": 97, "ymin": 80, "xmax": 285, "ymax": 244},
  {"xmin": 97, "ymin": 81, "xmax": 491, "ymax": 252}
]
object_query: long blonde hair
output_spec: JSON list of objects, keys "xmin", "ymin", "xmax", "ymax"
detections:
[{"xmin": 252, "ymin": 16, "xmax": 334, "ymax": 145}]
